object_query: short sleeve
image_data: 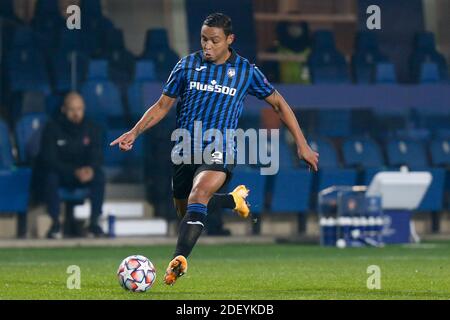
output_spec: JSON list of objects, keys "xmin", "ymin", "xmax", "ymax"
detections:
[
  {"xmin": 162, "ymin": 59, "xmax": 184, "ymax": 98},
  {"xmin": 247, "ymin": 66, "xmax": 275, "ymax": 100}
]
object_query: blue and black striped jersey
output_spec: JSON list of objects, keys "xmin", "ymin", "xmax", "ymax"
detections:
[{"xmin": 162, "ymin": 48, "xmax": 275, "ymax": 154}]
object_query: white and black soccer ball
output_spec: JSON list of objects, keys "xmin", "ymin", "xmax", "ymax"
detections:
[{"xmin": 117, "ymin": 255, "xmax": 156, "ymax": 292}]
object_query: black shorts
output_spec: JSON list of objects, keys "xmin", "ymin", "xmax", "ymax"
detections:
[{"xmin": 172, "ymin": 162, "xmax": 235, "ymax": 199}]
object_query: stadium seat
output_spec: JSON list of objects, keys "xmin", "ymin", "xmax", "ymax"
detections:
[
  {"xmin": 19, "ymin": 91, "xmax": 47, "ymax": 115},
  {"xmin": 228, "ymin": 166, "xmax": 266, "ymax": 214},
  {"xmin": 430, "ymin": 139, "xmax": 450, "ymax": 167},
  {"xmin": 105, "ymin": 28, "xmax": 136, "ymax": 89},
  {"xmin": 82, "ymin": 15, "xmax": 115, "ymax": 58},
  {"xmin": 0, "ymin": 119, "xmax": 14, "ymax": 169},
  {"xmin": 80, "ymin": 0, "xmax": 102, "ymax": 19},
  {"xmin": 0, "ymin": 118, "xmax": 31, "ymax": 237},
  {"xmin": 419, "ymin": 62, "xmax": 440, "ymax": 83},
  {"xmin": 308, "ymin": 31, "xmax": 350, "ymax": 84},
  {"xmin": 31, "ymin": 0, "xmax": 64, "ymax": 54},
  {"xmin": 385, "ymin": 139, "xmax": 428, "ymax": 168},
  {"xmin": 416, "ymin": 168, "xmax": 446, "ymax": 211},
  {"xmin": 8, "ymin": 27, "xmax": 51, "ymax": 94},
  {"xmin": 270, "ymin": 169, "xmax": 312, "ymax": 213},
  {"xmin": 308, "ymin": 137, "xmax": 357, "ymax": 194},
  {"xmin": 127, "ymin": 60, "xmax": 157, "ymax": 118},
  {"xmin": 351, "ymin": 32, "xmax": 388, "ymax": 83},
  {"xmin": 317, "ymin": 109, "xmax": 351, "ymax": 138},
  {"xmin": 141, "ymin": 28, "xmax": 180, "ymax": 81},
  {"xmin": 81, "ymin": 75, "xmax": 125, "ymax": 127},
  {"xmin": 342, "ymin": 137, "xmax": 384, "ymax": 168},
  {"xmin": 410, "ymin": 32, "xmax": 448, "ymax": 83},
  {"xmin": 412, "ymin": 107, "xmax": 450, "ymax": 135},
  {"xmin": 52, "ymin": 49, "xmax": 89, "ymax": 93},
  {"xmin": 374, "ymin": 62, "xmax": 397, "ymax": 84},
  {"xmin": 15, "ymin": 113, "xmax": 48, "ymax": 164},
  {"xmin": 372, "ymin": 109, "xmax": 411, "ymax": 140},
  {"xmin": 394, "ymin": 128, "xmax": 431, "ymax": 141},
  {"xmin": 104, "ymin": 129, "xmax": 144, "ymax": 182},
  {"xmin": 0, "ymin": 168, "xmax": 32, "ymax": 237},
  {"xmin": 86, "ymin": 60, "xmax": 109, "ymax": 81}
]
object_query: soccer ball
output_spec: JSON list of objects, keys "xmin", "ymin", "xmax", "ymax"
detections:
[{"xmin": 117, "ymin": 255, "xmax": 156, "ymax": 292}]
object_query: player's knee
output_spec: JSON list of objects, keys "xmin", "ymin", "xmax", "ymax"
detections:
[{"xmin": 188, "ymin": 187, "xmax": 213, "ymax": 204}]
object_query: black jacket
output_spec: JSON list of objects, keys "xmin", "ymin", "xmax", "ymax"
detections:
[{"xmin": 39, "ymin": 115, "xmax": 104, "ymax": 177}]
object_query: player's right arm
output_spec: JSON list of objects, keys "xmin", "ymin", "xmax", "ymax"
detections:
[
  {"xmin": 110, "ymin": 94, "xmax": 176, "ymax": 151},
  {"xmin": 111, "ymin": 58, "xmax": 185, "ymax": 151}
]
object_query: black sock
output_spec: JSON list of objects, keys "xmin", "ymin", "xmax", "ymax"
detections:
[
  {"xmin": 173, "ymin": 203, "xmax": 207, "ymax": 258},
  {"xmin": 207, "ymin": 194, "xmax": 235, "ymax": 213}
]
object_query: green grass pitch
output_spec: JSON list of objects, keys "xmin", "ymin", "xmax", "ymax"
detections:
[{"xmin": 1, "ymin": 242, "xmax": 449, "ymax": 300}]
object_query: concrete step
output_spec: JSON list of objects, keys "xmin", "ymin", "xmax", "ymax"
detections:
[
  {"xmin": 105, "ymin": 183, "xmax": 146, "ymax": 200},
  {"xmin": 101, "ymin": 218, "xmax": 168, "ymax": 236}
]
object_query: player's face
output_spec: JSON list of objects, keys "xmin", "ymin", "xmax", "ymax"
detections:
[
  {"xmin": 201, "ymin": 25, "xmax": 234, "ymax": 63},
  {"xmin": 63, "ymin": 96, "xmax": 85, "ymax": 124}
]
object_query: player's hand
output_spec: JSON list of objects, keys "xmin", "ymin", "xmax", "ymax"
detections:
[
  {"xmin": 110, "ymin": 130, "xmax": 136, "ymax": 152},
  {"xmin": 298, "ymin": 145, "xmax": 319, "ymax": 172},
  {"xmin": 75, "ymin": 167, "xmax": 94, "ymax": 183}
]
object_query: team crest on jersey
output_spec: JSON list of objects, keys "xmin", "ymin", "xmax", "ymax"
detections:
[{"xmin": 227, "ymin": 68, "xmax": 236, "ymax": 78}]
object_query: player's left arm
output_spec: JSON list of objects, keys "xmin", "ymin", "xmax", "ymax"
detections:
[{"xmin": 264, "ymin": 90, "xmax": 319, "ymax": 171}]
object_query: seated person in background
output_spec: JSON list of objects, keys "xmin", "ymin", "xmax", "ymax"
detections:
[
  {"xmin": 262, "ymin": 20, "xmax": 312, "ymax": 84},
  {"xmin": 39, "ymin": 92, "xmax": 105, "ymax": 239}
]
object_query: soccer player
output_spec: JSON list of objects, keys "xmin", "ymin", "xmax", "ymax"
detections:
[{"xmin": 110, "ymin": 13, "xmax": 319, "ymax": 285}]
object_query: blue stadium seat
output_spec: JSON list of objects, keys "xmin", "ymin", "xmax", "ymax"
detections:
[
  {"xmin": 52, "ymin": 50, "xmax": 89, "ymax": 92},
  {"xmin": 419, "ymin": 62, "xmax": 440, "ymax": 83},
  {"xmin": 31, "ymin": 0, "xmax": 64, "ymax": 54},
  {"xmin": 351, "ymin": 32, "xmax": 388, "ymax": 83},
  {"xmin": 8, "ymin": 27, "xmax": 51, "ymax": 93},
  {"xmin": 141, "ymin": 28, "xmax": 180, "ymax": 81},
  {"xmin": 412, "ymin": 107, "xmax": 450, "ymax": 134},
  {"xmin": 374, "ymin": 62, "xmax": 397, "ymax": 84},
  {"xmin": 342, "ymin": 137, "xmax": 384, "ymax": 168},
  {"xmin": 33, "ymin": 0, "xmax": 59, "ymax": 19},
  {"xmin": 0, "ymin": 119, "xmax": 14, "ymax": 169},
  {"xmin": 372, "ymin": 108, "xmax": 410, "ymax": 139},
  {"xmin": 58, "ymin": 188, "xmax": 89, "ymax": 203},
  {"xmin": 436, "ymin": 129, "xmax": 450, "ymax": 139},
  {"xmin": 0, "ymin": 168, "xmax": 32, "ymax": 237},
  {"xmin": 86, "ymin": 60, "xmax": 109, "ymax": 81},
  {"xmin": 416, "ymin": 168, "xmax": 446, "ymax": 211},
  {"xmin": 270, "ymin": 169, "xmax": 312, "ymax": 213},
  {"xmin": 135, "ymin": 60, "xmax": 157, "ymax": 82},
  {"xmin": 308, "ymin": 31, "xmax": 350, "ymax": 84},
  {"xmin": 0, "ymin": 117, "xmax": 31, "ymax": 237},
  {"xmin": 106, "ymin": 28, "xmax": 136, "ymax": 89},
  {"xmin": 410, "ymin": 32, "xmax": 448, "ymax": 83},
  {"xmin": 395, "ymin": 128, "xmax": 431, "ymax": 141},
  {"xmin": 104, "ymin": 129, "xmax": 144, "ymax": 182},
  {"xmin": 228, "ymin": 166, "xmax": 266, "ymax": 214},
  {"xmin": 81, "ymin": 77, "xmax": 124, "ymax": 127},
  {"xmin": 430, "ymin": 139, "xmax": 450, "ymax": 167},
  {"xmin": 15, "ymin": 113, "xmax": 48, "ymax": 164},
  {"xmin": 80, "ymin": 0, "xmax": 102, "ymax": 19},
  {"xmin": 386, "ymin": 139, "xmax": 428, "ymax": 168},
  {"xmin": 308, "ymin": 137, "xmax": 339, "ymax": 168},
  {"xmin": 82, "ymin": 16, "xmax": 115, "ymax": 58},
  {"xmin": 317, "ymin": 109, "xmax": 351, "ymax": 138},
  {"xmin": 309, "ymin": 137, "xmax": 357, "ymax": 193},
  {"xmin": 19, "ymin": 91, "xmax": 47, "ymax": 115},
  {"xmin": 278, "ymin": 135, "xmax": 297, "ymax": 169},
  {"xmin": 128, "ymin": 61, "xmax": 157, "ymax": 118}
]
